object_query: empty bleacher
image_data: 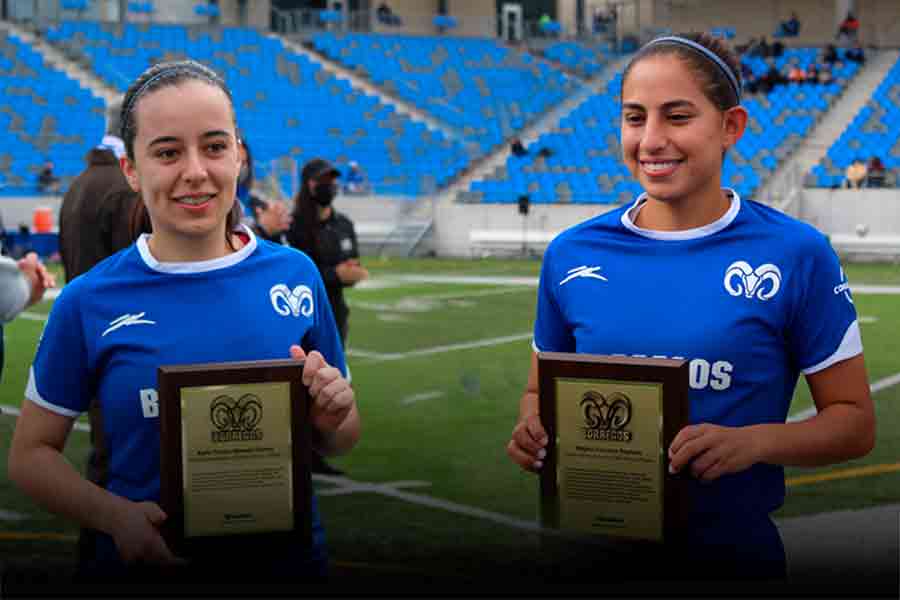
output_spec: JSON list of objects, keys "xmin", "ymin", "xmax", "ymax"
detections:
[
  {"xmin": 465, "ymin": 45, "xmax": 859, "ymax": 206},
  {"xmin": 0, "ymin": 30, "xmax": 104, "ymax": 196},
  {"xmin": 44, "ymin": 22, "xmax": 471, "ymax": 197},
  {"xmin": 310, "ymin": 32, "xmax": 580, "ymax": 155}
]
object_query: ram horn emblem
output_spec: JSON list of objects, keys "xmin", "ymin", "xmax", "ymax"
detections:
[
  {"xmin": 580, "ymin": 391, "xmax": 632, "ymax": 431},
  {"xmin": 724, "ymin": 261, "xmax": 782, "ymax": 301},
  {"xmin": 270, "ymin": 284, "xmax": 314, "ymax": 317},
  {"xmin": 210, "ymin": 394, "xmax": 263, "ymax": 431}
]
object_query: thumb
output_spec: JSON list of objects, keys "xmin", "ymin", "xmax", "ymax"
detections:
[
  {"xmin": 289, "ymin": 344, "xmax": 306, "ymax": 361},
  {"xmin": 526, "ymin": 416, "xmax": 548, "ymax": 446}
]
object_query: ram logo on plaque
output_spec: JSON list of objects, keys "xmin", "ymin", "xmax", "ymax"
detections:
[
  {"xmin": 581, "ymin": 391, "xmax": 632, "ymax": 443},
  {"xmin": 210, "ymin": 394, "xmax": 264, "ymax": 443}
]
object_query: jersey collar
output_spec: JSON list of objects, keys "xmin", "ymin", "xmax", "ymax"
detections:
[
  {"xmin": 620, "ymin": 188, "xmax": 741, "ymax": 241},
  {"xmin": 137, "ymin": 224, "xmax": 258, "ymax": 274}
]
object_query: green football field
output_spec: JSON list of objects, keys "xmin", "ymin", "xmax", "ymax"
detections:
[{"xmin": 1, "ymin": 257, "xmax": 899, "ymax": 588}]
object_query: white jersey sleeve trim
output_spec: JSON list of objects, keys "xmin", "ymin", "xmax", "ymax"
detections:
[
  {"xmin": 801, "ymin": 320, "xmax": 863, "ymax": 375},
  {"xmin": 137, "ymin": 225, "xmax": 258, "ymax": 274},
  {"xmin": 532, "ymin": 339, "xmax": 541, "ymax": 353},
  {"xmin": 25, "ymin": 366, "xmax": 82, "ymax": 418}
]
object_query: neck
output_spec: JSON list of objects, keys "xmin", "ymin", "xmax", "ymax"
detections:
[
  {"xmin": 147, "ymin": 227, "xmax": 241, "ymax": 263},
  {"xmin": 318, "ymin": 205, "xmax": 332, "ymax": 221},
  {"xmin": 635, "ymin": 183, "xmax": 731, "ymax": 231}
]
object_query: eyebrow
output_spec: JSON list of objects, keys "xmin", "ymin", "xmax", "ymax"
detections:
[
  {"xmin": 621, "ymin": 100, "xmax": 698, "ymax": 111},
  {"xmin": 147, "ymin": 130, "xmax": 231, "ymax": 147}
]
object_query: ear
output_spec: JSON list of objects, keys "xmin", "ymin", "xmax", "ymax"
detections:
[
  {"xmin": 722, "ymin": 106, "xmax": 748, "ymax": 151},
  {"xmin": 119, "ymin": 155, "xmax": 141, "ymax": 193}
]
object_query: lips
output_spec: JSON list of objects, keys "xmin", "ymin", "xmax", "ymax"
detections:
[
  {"xmin": 175, "ymin": 193, "xmax": 215, "ymax": 208},
  {"xmin": 639, "ymin": 159, "xmax": 683, "ymax": 177}
]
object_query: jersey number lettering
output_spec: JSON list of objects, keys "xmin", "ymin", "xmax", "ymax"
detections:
[{"xmin": 140, "ymin": 388, "xmax": 159, "ymax": 419}]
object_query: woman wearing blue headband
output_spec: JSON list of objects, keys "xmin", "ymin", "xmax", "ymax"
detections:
[{"xmin": 508, "ymin": 32, "xmax": 873, "ymax": 582}]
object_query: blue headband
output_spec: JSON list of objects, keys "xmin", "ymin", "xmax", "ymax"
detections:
[{"xmin": 646, "ymin": 36, "xmax": 742, "ymax": 105}]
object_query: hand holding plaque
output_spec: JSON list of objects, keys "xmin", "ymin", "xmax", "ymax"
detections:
[{"xmin": 537, "ymin": 353, "xmax": 689, "ymax": 544}]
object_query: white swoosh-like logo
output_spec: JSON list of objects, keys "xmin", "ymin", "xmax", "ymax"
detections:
[
  {"xmin": 559, "ymin": 265, "xmax": 609, "ymax": 286},
  {"xmin": 102, "ymin": 312, "xmax": 156, "ymax": 337}
]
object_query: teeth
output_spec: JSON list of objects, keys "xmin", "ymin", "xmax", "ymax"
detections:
[
  {"xmin": 643, "ymin": 161, "xmax": 679, "ymax": 173},
  {"xmin": 178, "ymin": 195, "xmax": 212, "ymax": 206}
]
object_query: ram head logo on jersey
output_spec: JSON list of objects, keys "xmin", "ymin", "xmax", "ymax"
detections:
[
  {"xmin": 270, "ymin": 284, "xmax": 314, "ymax": 317},
  {"xmin": 723, "ymin": 261, "xmax": 782, "ymax": 301},
  {"xmin": 580, "ymin": 391, "xmax": 632, "ymax": 442}
]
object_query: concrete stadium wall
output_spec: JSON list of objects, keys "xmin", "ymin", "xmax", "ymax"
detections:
[
  {"xmin": 857, "ymin": 0, "xmax": 900, "ymax": 48},
  {"xmin": 0, "ymin": 196, "xmax": 63, "ymax": 232},
  {"xmin": 799, "ymin": 188, "xmax": 900, "ymax": 235}
]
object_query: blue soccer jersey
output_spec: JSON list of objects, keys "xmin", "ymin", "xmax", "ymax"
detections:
[
  {"xmin": 534, "ymin": 190, "xmax": 861, "ymax": 532},
  {"xmin": 27, "ymin": 227, "xmax": 346, "ymax": 570}
]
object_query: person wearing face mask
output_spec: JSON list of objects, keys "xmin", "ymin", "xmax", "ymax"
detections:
[{"xmin": 287, "ymin": 158, "xmax": 367, "ymax": 477}]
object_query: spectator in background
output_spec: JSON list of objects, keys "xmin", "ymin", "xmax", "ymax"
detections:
[
  {"xmin": 287, "ymin": 158, "xmax": 368, "ymax": 476},
  {"xmin": 0, "ymin": 251, "xmax": 54, "ymax": 381},
  {"xmin": 847, "ymin": 43, "xmax": 866, "ymax": 64},
  {"xmin": 343, "ymin": 161, "xmax": 368, "ymax": 194},
  {"xmin": 787, "ymin": 64, "xmax": 807, "ymax": 83},
  {"xmin": 844, "ymin": 158, "xmax": 867, "ymax": 189},
  {"xmin": 837, "ymin": 12, "xmax": 859, "ymax": 42},
  {"xmin": 817, "ymin": 64, "xmax": 833, "ymax": 84},
  {"xmin": 248, "ymin": 194, "xmax": 291, "ymax": 244},
  {"xmin": 59, "ymin": 98, "xmax": 139, "ymax": 284},
  {"xmin": 866, "ymin": 156, "xmax": 887, "ymax": 188},
  {"xmin": 823, "ymin": 43, "xmax": 838, "ymax": 64},
  {"xmin": 37, "ymin": 161, "xmax": 60, "ymax": 194},
  {"xmin": 805, "ymin": 63, "xmax": 818, "ymax": 83},
  {"xmin": 376, "ymin": 2, "xmax": 401, "ymax": 26},
  {"xmin": 510, "ymin": 137, "xmax": 528, "ymax": 157},
  {"xmin": 777, "ymin": 12, "xmax": 800, "ymax": 37}
]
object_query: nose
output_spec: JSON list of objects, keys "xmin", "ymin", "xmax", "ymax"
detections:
[
  {"xmin": 640, "ymin": 114, "xmax": 669, "ymax": 153},
  {"xmin": 182, "ymin": 148, "xmax": 208, "ymax": 184}
]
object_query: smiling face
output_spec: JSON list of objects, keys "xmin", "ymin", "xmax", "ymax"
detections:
[
  {"xmin": 621, "ymin": 54, "xmax": 745, "ymax": 209},
  {"xmin": 121, "ymin": 79, "xmax": 241, "ymax": 259}
]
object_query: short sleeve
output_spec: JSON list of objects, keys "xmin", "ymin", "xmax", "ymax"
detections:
[
  {"xmin": 26, "ymin": 284, "xmax": 92, "ymax": 417},
  {"xmin": 533, "ymin": 242, "xmax": 575, "ymax": 353},
  {"xmin": 302, "ymin": 269, "xmax": 348, "ymax": 379},
  {"xmin": 788, "ymin": 235, "xmax": 862, "ymax": 374}
]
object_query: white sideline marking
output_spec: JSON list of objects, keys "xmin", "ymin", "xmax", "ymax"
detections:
[
  {"xmin": 311, "ymin": 474, "xmax": 546, "ymax": 533},
  {"xmin": 0, "ymin": 509, "xmax": 28, "ymax": 521},
  {"xmin": 314, "ymin": 477, "xmax": 432, "ymax": 497},
  {"xmin": 788, "ymin": 371, "xmax": 900, "ymax": 422},
  {"xmin": 0, "ymin": 404, "xmax": 90, "ymax": 432},
  {"xmin": 852, "ymin": 285, "xmax": 900, "ymax": 294},
  {"xmin": 859, "ymin": 316, "xmax": 878, "ymax": 324},
  {"xmin": 351, "ymin": 332, "xmax": 533, "ymax": 363},
  {"xmin": 18, "ymin": 312, "xmax": 47, "ymax": 321},
  {"xmin": 401, "ymin": 391, "xmax": 446, "ymax": 406}
]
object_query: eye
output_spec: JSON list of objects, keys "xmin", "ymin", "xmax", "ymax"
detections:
[
  {"xmin": 668, "ymin": 113, "xmax": 692, "ymax": 122},
  {"xmin": 207, "ymin": 141, "xmax": 228, "ymax": 154},
  {"xmin": 155, "ymin": 148, "xmax": 179, "ymax": 160},
  {"xmin": 623, "ymin": 113, "xmax": 644, "ymax": 125}
]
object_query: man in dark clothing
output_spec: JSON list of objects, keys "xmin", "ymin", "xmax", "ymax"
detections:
[
  {"xmin": 248, "ymin": 193, "xmax": 291, "ymax": 244},
  {"xmin": 287, "ymin": 158, "xmax": 368, "ymax": 476},
  {"xmin": 58, "ymin": 100, "xmax": 137, "ymax": 282}
]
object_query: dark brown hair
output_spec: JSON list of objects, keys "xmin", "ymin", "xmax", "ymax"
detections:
[
  {"xmin": 622, "ymin": 32, "xmax": 743, "ymax": 111},
  {"xmin": 122, "ymin": 60, "xmax": 243, "ymax": 245}
]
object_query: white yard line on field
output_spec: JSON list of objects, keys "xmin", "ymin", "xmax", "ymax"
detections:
[
  {"xmin": 0, "ymin": 404, "xmax": 90, "ymax": 432},
  {"xmin": 18, "ymin": 312, "xmax": 48, "ymax": 321},
  {"xmin": 401, "ymin": 391, "xmax": 446, "ymax": 406},
  {"xmin": 788, "ymin": 370, "xmax": 900, "ymax": 422},
  {"xmin": 350, "ymin": 332, "xmax": 533, "ymax": 363}
]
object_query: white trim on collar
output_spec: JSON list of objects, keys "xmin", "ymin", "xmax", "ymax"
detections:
[
  {"xmin": 137, "ymin": 224, "xmax": 258, "ymax": 274},
  {"xmin": 620, "ymin": 188, "xmax": 741, "ymax": 240}
]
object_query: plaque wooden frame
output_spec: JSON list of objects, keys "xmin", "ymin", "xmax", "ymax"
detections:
[
  {"xmin": 158, "ymin": 358, "xmax": 312, "ymax": 558},
  {"xmin": 538, "ymin": 352, "xmax": 689, "ymax": 544}
]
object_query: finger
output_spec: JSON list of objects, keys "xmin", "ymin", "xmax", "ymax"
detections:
[
  {"xmin": 669, "ymin": 436, "xmax": 710, "ymax": 474},
  {"xmin": 317, "ymin": 379, "xmax": 352, "ymax": 413},
  {"xmin": 289, "ymin": 344, "xmax": 306, "ymax": 362},
  {"xmin": 512, "ymin": 422, "xmax": 547, "ymax": 456},
  {"xmin": 301, "ymin": 351, "xmax": 326, "ymax": 386},
  {"xmin": 525, "ymin": 416, "xmax": 548, "ymax": 446},
  {"xmin": 142, "ymin": 502, "xmax": 167, "ymax": 526},
  {"xmin": 669, "ymin": 424, "xmax": 707, "ymax": 457},
  {"xmin": 506, "ymin": 439, "xmax": 544, "ymax": 472},
  {"xmin": 309, "ymin": 365, "xmax": 339, "ymax": 397},
  {"xmin": 689, "ymin": 447, "xmax": 719, "ymax": 479}
]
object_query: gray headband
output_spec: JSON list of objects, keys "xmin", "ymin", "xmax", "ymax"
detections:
[{"xmin": 646, "ymin": 36, "xmax": 742, "ymax": 105}]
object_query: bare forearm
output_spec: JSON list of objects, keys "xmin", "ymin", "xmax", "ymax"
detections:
[
  {"xmin": 9, "ymin": 445, "xmax": 128, "ymax": 534},
  {"xmin": 756, "ymin": 403, "xmax": 875, "ymax": 467}
]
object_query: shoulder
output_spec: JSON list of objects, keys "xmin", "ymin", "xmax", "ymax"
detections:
[
  {"xmin": 254, "ymin": 238, "xmax": 319, "ymax": 271},
  {"xmin": 546, "ymin": 204, "xmax": 629, "ymax": 256},
  {"xmin": 740, "ymin": 199, "xmax": 830, "ymax": 252}
]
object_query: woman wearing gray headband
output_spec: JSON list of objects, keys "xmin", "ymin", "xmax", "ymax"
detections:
[{"xmin": 508, "ymin": 32, "xmax": 873, "ymax": 584}]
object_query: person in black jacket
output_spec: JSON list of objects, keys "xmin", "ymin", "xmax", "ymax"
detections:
[{"xmin": 288, "ymin": 158, "xmax": 368, "ymax": 476}]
